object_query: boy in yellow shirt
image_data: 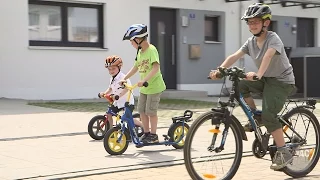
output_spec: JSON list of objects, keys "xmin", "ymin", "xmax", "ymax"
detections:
[{"xmin": 121, "ymin": 24, "xmax": 166, "ymax": 144}]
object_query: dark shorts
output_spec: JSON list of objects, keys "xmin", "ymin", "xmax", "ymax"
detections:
[
  {"xmin": 107, "ymin": 105, "xmax": 124, "ymax": 115},
  {"xmin": 239, "ymin": 77, "xmax": 295, "ymax": 132}
]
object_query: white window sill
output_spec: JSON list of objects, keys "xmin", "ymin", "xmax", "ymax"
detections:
[
  {"xmin": 204, "ymin": 41, "xmax": 222, "ymax": 44},
  {"xmin": 28, "ymin": 46, "xmax": 108, "ymax": 51}
]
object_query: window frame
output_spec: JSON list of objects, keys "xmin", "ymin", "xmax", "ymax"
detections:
[
  {"xmin": 28, "ymin": 0, "xmax": 104, "ymax": 48},
  {"xmin": 204, "ymin": 15, "xmax": 220, "ymax": 42}
]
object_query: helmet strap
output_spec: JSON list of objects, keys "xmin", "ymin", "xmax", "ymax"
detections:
[
  {"xmin": 134, "ymin": 36, "xmax": 147, "ymax": 61},
  {"xmin": 253, "ymin": 26, "xmax": 265, "ymax": 37}
]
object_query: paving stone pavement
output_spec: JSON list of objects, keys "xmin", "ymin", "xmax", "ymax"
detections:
[
  {"xmin": 0, "ymin": 98, "xmax": 319, "ymax": 180},
  {"xmin": 65, "ymin": 155, "xmax": 320, "ymax": 180}
]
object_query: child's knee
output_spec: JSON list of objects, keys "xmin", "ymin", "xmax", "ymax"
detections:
[{"xmin": 262, "ymin": 112, "xmax": 282, "ymax": 133}]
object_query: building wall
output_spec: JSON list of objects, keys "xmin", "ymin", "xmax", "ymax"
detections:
[
  {"xmin": 176, "ymin": 9, "xmax": 226, "ymax": 95},
  {"xmin": 1, "ymin": 0, "xmax": 320, "ymax": 100}
]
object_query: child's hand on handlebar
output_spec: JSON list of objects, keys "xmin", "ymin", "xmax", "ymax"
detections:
[
  {"xmin": 209, "ymin": 70, "xmax": 219, "ymax": 80},
  {"xmin": 246, "ymin": 72, "xmax": 259, "ymax": 81},
  {"xmin": 98, "ymin": 92, "xmax": 105, "ymax": 98},
  {"xmin": 137, "ymin": 80, "xmax": 146, "ymax": 87},
  {"xmin": 209, "ymin": 66, "xmax": 225, "ymax": 80},
  {"xmin": 118, "ymin": 79, "xmax": 127, "ymax": 85}
]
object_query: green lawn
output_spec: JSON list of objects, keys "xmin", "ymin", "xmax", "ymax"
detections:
[{"xmin": 28, "ymin": 98, "xmax": 215, "ymax": 112}]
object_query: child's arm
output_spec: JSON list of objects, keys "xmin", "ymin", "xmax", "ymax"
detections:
[
  {"xmin": 118, "ymin": 88, "xmax": 129, "ymax": 98},
  {"xmin": 123, "ymin": 66, "xmax": 138, "ymax": 80},
  {"xmin": 142, "ymin": 62, "xmax": 159, "ymax": 82},
  {"xmin": 118, "ymin": 78, "xmax": 133, "ymax": 98},
  {"xmin": 99, "ymin": 87, "xmax": 112, "ymax": 98},
  {"xmin": 104, "ymin": 88, "xmax": 112, "ymax": 95},
  {"xmin": 256, "ymin": 48, "xmax": 276, "ymax": 78}
]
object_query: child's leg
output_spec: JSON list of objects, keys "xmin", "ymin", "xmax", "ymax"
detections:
[
  {"xmin": 138, "ymin": 93, "xmax": 150, "ymax": 134},
  {"xmin": 133, "ymin": 118, "xmax": 143, "ymax": 127},
  {"xmin": 146, "ymin": 93, "xmax": 161, "ymax": 132},
  {"xmin": 149, "ymin": 115, "xmax": 158, "ymax": 134},
  {"xmin": 108, "ymin": 106, "xmax": 121, "ymax": 127},
  {"xmin": 143, "ymin": 93, "xmax": 161, "ymax": 143},
  {"xmin": 107, "ymin": 114, "xmax": 113, "ymax": 126}
]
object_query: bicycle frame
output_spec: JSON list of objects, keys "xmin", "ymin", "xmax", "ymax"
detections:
[
  {"xmin": 212, "ymin": 77, "xmax": 266, "ymax": 151},
  {"xmin": 109, "ymin": 83, "xmax": 141, "ymax": 145},
  {"xmin": 213, "ymin": 68, "xmax": 309, "ymax": 152},
  {"xmin": 115, "ymin": 82, "xmax": 188, "ymax": 146}
]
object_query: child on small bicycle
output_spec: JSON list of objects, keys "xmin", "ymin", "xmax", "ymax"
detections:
[
  {"xmin": 209, "ymin": 3, "xmax": 295, "ymax": 171},
  {"xmin": 99, "ymin": 55, "xmax": 143, "ymax": 127},
  {"xmin": 120, "ymin": 24, "xmax": 166, "ymax": 144}
]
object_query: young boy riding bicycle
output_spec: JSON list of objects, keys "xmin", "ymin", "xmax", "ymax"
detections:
[
  {"xmin": 209, "ymin": 3, "xmax": 295, "ymax": 170},
  {"xmin": 100, "ymin": 55, "xmax": 143, "ymax": 128}
]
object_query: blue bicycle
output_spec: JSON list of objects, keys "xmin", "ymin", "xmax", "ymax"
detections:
[
  {"xmin": 87, "ymin": 93, "xmax": 142, "ymax": 140},
  {"xmin": 183, "ymin": 66, "xmax": 320, "ymax": 180},
  {"xmin": 103, "ymin": 82, "xmax": 192, "ymax": 155}
]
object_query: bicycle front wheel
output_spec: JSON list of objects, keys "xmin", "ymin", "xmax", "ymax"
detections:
[{"xmin": 184, "ymin": 111, "xmax": 243, "ymax": 180}]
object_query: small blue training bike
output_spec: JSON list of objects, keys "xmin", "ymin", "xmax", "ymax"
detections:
[
  {"xmin": 103, "ymin": 82, "xmax": 192, "ymax": 155},
  {"xmin": 87, "ymin": 93, "xmax": 143, "ymax": 140}
]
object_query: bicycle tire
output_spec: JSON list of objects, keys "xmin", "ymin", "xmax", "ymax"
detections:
[
  {"xmin": 88, "ymin": 115, "xmax": 109, "ymax": 140},
  {"xmin": 282, "ymin": 107, "xmax": 320, "ymax": 178},
  {"xmin": 184, "ymin": 111, "xmax": 243, "ymax": 180}
]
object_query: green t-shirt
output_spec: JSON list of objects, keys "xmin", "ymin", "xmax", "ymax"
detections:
[{"xmin": 134, "ymin": 44, "xmax": 166, "ymax": 94}]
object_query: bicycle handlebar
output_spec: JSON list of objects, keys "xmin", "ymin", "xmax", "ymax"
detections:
[
  {"xmin": 120, "ymin": 81, "xmax": 149, "ymax": 104},
  {"xmin": 207, "ymin": 67, "xmax": 259, "ymax": 81},
  {"xmin": 98, "ymin": 93, "xmax": 119, "ymax": 103},
  {"xmin": 120, "ymin": 82, "xmax": 149, "ymax": 90}
]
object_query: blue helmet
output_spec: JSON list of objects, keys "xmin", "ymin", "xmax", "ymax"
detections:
[{"xmin": 123, "ymin": 24, "xmax": 148, "ymax": 40}]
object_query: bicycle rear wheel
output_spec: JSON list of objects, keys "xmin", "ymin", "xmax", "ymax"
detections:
[
  {"xmin": 184, "ymin": 111, "xmax": 243, "ymax": 180},
  {"xmin": 281, "ymin": 108, "xmax": 320, "ymax": 178}
]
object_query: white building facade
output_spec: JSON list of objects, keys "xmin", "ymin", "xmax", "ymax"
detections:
[{"xmin": 1, "ymin": 0, "xmax": 320, "ymax": 100}]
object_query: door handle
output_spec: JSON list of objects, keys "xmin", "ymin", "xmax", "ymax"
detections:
[{"xmin": 171, "ymin": 34, "xmax": 175, "ymax": 65}]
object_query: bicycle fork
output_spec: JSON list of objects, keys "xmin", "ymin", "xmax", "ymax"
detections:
[{"xmin": 208, "ymin": 107, "xmax": 233, "ymax": 153}]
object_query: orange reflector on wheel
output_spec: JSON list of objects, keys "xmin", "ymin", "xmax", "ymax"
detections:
[
  {"xmin": 209, "ymin": 129, "xmax": 221, "ymax": 133},
  {"xmin": 283, "ymin": 125, "xmax": 289, "ymax": 132},
  {"xmin": 308, "ymin": 148, "xmax": 315, "ymax": 160},
  {"xmin": 203, "ymin": 174, "xmax": 216, "ymax": 179}
]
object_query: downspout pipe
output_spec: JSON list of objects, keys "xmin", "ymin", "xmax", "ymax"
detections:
[{"xmin": 239, "ymin": 1, "xmax": 245, "ymax": 68}]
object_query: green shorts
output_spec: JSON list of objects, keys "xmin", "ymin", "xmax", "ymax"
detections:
[
  {"xmin": 137, "ymin": 92, "xmax": 162, "ymax": 116},
  {"xmin": 239, "ymin": 77, "xmax": 295, "ymax": 132}
]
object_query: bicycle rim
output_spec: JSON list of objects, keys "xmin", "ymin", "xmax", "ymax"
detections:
[
  {"xmin": 184, "ymin": 111, "xmax": 243, "ymax": 180},
  {"xmin": 282, "ymin": 108, "xmax": 320, "ymax": 178}
]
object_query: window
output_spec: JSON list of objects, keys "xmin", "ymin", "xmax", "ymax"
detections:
[
  {"xmin": 269, "ymin": 21, "xmax": 277, "ymax": 33},
  {"xmin": 204, "ymin": 16, "xmax": 220, "ymax": 42},
  {"xmin": 28, "ymin": 0, "xmax": 103, "ymax": 48},
  {"xmin": 297, "ymin": 18, "xmax": 315, "ymax": 47}
]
